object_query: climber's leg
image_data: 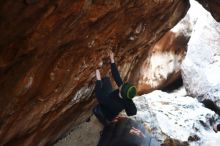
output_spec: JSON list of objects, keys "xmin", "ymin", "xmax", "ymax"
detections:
[
  {"xmin": 95, "ymin": 76, "xmax": 113, "ymax": 104},
  {"xmin": 93, "ymin": 104, "xmax": 111, "ymax": 126}
]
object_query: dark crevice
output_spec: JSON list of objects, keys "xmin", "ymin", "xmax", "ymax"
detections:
[
  {"xmin": 201, "ymin": 99, "xmax": 220, "ymax": 116},
  {"xmin": 161, "ymin": 77, "xmax": 183, "ymax": 93}
]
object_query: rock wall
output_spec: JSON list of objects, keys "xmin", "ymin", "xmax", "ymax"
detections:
[
  {"xmin": 181, "ymin": 2, "xmax": 220, "ymax": 97},
  {"xmin": 0, "ymin": 0, "xmax": 189, "ymax": 145},
  {"xmin": 134, "ymin": 30, "xmax": 187, "ymax": 94},
  {"xmin": 134, "ymin": 21, "xmax": 190, "ymax": 94}
]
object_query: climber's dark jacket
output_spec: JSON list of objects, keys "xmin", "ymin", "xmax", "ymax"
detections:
[
  {"xmin": 95, "ymin": 63, "xmax": 137, "ymax": 121},
  {"xmin": 97, "ymin": 118, "xmax": 160, "ymax": 146}
]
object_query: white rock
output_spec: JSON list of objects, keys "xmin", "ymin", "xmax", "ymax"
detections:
[
  {"xmin": 181, "ymin": 0, "xmax": 220, "ymax": 97},
  {"xmin": 132, "ymin": 90, "xmax": 220, "ymax": 145}
]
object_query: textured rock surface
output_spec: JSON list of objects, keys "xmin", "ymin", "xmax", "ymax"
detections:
[
  {"xmin": 133, "ymin": 90, "xmax": 220, "ymax": 146},
  {"xmin": 200, "ymin": 85, "xmax": 220, "ymax": 109},
  {"xmin": 181, "ymin": 3, "xmax": 220, "ymax": 98},
  {"xmin": 134, "ymin": 29, "xmax": 188, "ymax": 94},
  {"xmin": 0, "ymin": 0, "xmax": 189, "ymax": 145},
  {"xmin": 196, "ymin": 0, "xmax": 220, "ymax": 22},
  {"xmin": 134, "ymin": 2, "xmax": 199, "ymax": 94}
]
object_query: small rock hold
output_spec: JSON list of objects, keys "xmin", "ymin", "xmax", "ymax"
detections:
[
  {"xmin": 129, "ymin": 36, "xmax": 135, "ymax": 41},
  {"xmin": 88, "ymin": 40, "xmax": 95, "ymax": 48},
  {"xmin": 25, "ymin": 76, "xmax": 33, "ymax": 89},
  {"xmin": 50, "ymin": 72, "xmax": 55, "ymax": 81},
  {"xmin": 135, "ymin": 23, "xmax": 143, "ymax": 34},
  {"xmin": 54, "ymin": 89, "xmax": 58, "ymax": 93}
]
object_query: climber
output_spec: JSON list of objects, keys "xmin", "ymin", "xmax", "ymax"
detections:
[{"xmin": 93, "ymin": 51, "xmax": 137, "ymax": 126}]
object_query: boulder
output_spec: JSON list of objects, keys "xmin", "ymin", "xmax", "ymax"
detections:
[
  {"xmin": 132, "ymin": 90, "xmax": 220, "ymax": 146},
  {"xmin": 0, "ymin": 0, "xmax": 189, "ymax": 145},
  {"xmin": 181, "ymin": 2, "xmax": 220, "ymax": 98}
]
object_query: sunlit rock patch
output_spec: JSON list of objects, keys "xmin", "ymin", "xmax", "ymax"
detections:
[
  {"xmin": 181, "ymin": 0, "xmax": 220, "ymax": 101},
  {"xmin": 138, "ymin": 51, "xmax": 184, "ymax": 91},
  {"xmin": 132, "ymin": 90, "xmax": 220, "ymax": 146},
  {"xmin": 135, "ymin": 0, "xmax": 201, "ymax": 94},
  {"xmin": 182, "ymin": 18, "xmax": 220, "ymax": 97}
]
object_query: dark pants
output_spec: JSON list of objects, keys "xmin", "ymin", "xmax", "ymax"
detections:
[
  {"xmin": 94, "ymin": 77, "xmax": 113, "ymax": 126},
  {"xmin": 98, "ymin": 76, "xmax": 113, "ymax": 102}
]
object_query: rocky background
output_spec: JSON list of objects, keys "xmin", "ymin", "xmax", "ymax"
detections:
[
  {"xmin": 0, "ymin": 0, "xmax": 220, "ymax": 146},
  {"xmin": 55, "ymin": 1, "xmax": 220, "ymax": 146}
]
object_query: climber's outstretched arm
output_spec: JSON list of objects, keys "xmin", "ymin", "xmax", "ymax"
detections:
[
  {"xmin": 109, "ymin": 51, "xmax": 123, "ymax": 87},
  {"xmin": 95, "ymin": 69, "xmax": 103, "ymax": 101}
]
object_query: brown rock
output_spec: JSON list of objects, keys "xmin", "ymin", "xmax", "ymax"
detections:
[{"xmin": 0, "ymin": 0, "xmax": 189, "ymax": 145}]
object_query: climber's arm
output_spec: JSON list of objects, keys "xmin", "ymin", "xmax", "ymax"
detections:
[
  {"xmin": 96, "ymin": 69, "xmax": 101, "ymax": 80},
  {"xmin": 95, "ymin": 69, "xmax": 102, "ymax": 99},
  {"xmin": 110, "ymin": 51, "xmax": 123, "ymax": 87}
]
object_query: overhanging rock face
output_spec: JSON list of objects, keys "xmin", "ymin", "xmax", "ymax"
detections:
[{"xmin": 0, "ymin": 0, "xmax": 189, "ymax": 145}]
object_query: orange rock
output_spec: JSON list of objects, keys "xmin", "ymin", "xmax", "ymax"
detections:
[{"xmin": 0, "ymin": 0, "xmax": 189, "ymax": 145}]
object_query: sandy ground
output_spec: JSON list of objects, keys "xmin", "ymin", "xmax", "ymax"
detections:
[{"xmin": 54, "ymin": 116, "xmax": 103, "ymax": 146}]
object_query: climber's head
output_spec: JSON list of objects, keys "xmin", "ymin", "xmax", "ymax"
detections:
[{"xmin": 120, "ymin": 83, "xmax": 137, "ymax": 100}]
